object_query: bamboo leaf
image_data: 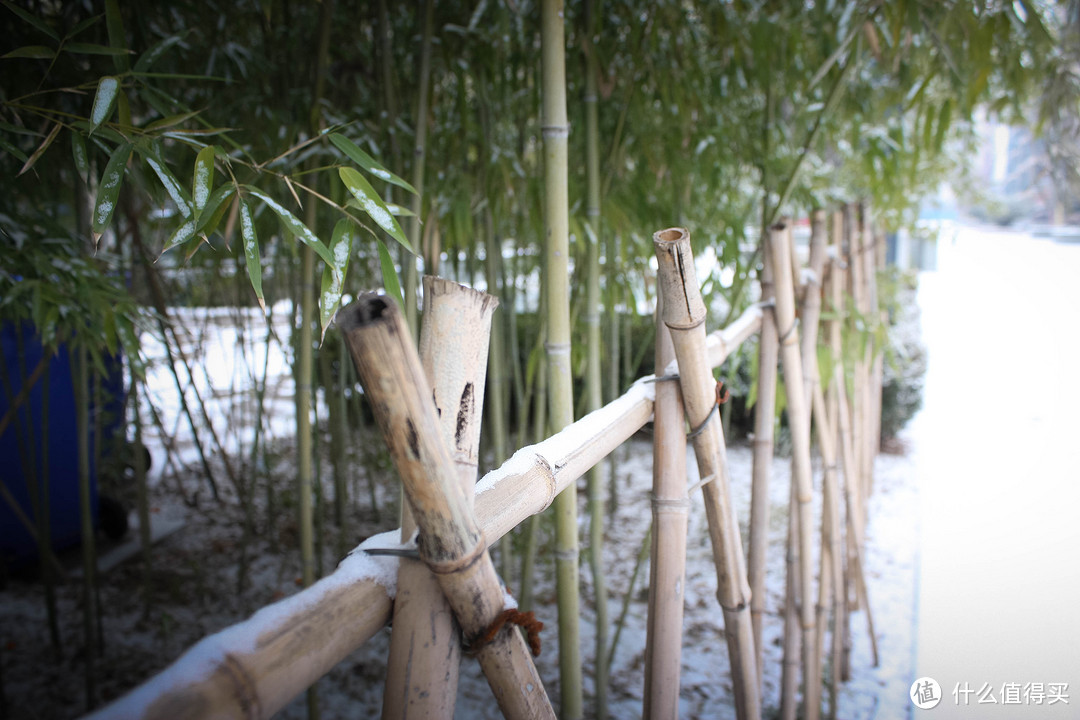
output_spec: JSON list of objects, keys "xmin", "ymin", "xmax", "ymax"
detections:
[
  {"xmin": 934, "ymin": 99, "xmax": 952, "ymax": 152},
  {"xmin": 2, "ymin": 45, "xmax": 55, "ymax": 60},
  {"xmin": 103, "ymin": 0, "xmax": 128, "ymax": 72},
  {"xmin": 376, "ymin": 237, "xmax": 404, "ymax": 310},
  {"xmin": 193, "ymin": 145, "xmax": 215, "ymax": 222},
  {"xmin": 133, "ymin": 34, "xmax": 183, "ymax": 73},
  {"xmin": 239, "ymin": 196, "xmax": 265, "ymax": 313},
  {"xmin": 1, "ymin": 1, "xmax": 59, "ymax": 41},
  {"xmin": 91, "ymin": 142, "xmax": 131, "ymax": 245},
  {"xmin": 319, "ymin": 218, "xmax": 355, "ymax": 340},
  {"xmin": 161, "ymin": 218, "xmax": 196, "ymax": 254},
  {"xmin": 63, "ymin": 42, "xmax": 132, "ymax": 56},
  {"xmin": 0, "ymin": 136, "xmax": 28, "ymax": 163},
  {"xmin": 90, "ymin": 76, "xmax": 120, "ymax": 133},
  {"xmin": 339, "ymin": 167, "xmax": 412, "ymax": 254},
  {"xmin": 243, "ymin": 186, "xmax": 335, "ymax": 266},
  {"xmin": 138, "ymin": 146, "xmax": 193, "ymax": 217},
  {"xmin": 144, "ymin": 110, "xmax": 202, "ymax": 131},
  {"xmin": 195, "ymin": 184, "xmax": 235, "ymax": 236},
  {"xmin": 17, "ymin": 121, "xmax": 61, "ymax": 176},
  {"xmin": 328, "ymin": 133, "xmax": 417, "ymax": 194},
  {"xmin": 67, "ymin": 13, "xmax": 103, "ymax": 39},
  {"xmin": 71, "ymin": 131, "xmax": 89, "ymax": 183}
]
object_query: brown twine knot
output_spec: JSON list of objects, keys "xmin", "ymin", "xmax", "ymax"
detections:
[{"xmin": 463, "ymin": 608, "xmax": 544, "ymax": 658}]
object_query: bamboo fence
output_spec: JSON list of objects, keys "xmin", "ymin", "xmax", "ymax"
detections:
[{"xmin": 80, "ymin": 205, "xmax": 890, "ymax": 720}]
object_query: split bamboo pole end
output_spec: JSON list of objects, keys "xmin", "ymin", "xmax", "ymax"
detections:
[{"xmin": 652, "ymin": 227, "xmax": 707, "ymax": 331}]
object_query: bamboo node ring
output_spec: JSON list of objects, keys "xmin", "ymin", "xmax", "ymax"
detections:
[
  {"xmin": 541, "ymin": 123, "xmax": 570, "ymax": 138},
  {"xmin": 650, "ymin": 493, "xmax": 690, "ymax": 512},
  {"xmin": 463, "ymin": 608, "xmax": 544, "ymax": 658},
  {"xmin": 645, "ymin": 373, "xmax": 681, "ymax": 384},
  {"xmin": 544, "ymin": 341, "xmax": 571, "ymax": 356}
]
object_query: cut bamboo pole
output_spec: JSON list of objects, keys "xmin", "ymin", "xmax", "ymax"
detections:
[
  {"xmin": 826, "ymin": 223, "xmax": 878, "ymax": 677},
  {"xmin": 381, "ymin": 278, "xmax": 497, "ymax": 719},
  {"xmin": 340, "ymin": 294, "xmax": 554, "ymax": 720},
  {"xmin": 768, "ymin": 224, "xmax": 820, "ymax": 720},
  {"xmin": 653, "ymin": 228, "xmax": 761, "ymax": 720},
  {"xmin": 801, "ymin": 211, "xmax": 845, "ymax": 720},
  {"xmin": 748, "ymin": 236, "xmax": 779, "ymax": 694},
  {"xmin": 643, "ymin": 294, "xmax": 689, "ymax": 720},
  {"xmin": 85, "ymin": 305, "xmax": 765, "ymax": 720}
]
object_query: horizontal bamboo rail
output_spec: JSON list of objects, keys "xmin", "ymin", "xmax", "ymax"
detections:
[{"xmin": 83, "ymin": 304, "xmax": 764, "ymax": 720}]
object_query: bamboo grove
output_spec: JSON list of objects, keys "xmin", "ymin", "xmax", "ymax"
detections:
[{"xmin": 0, "ymin": 0, "xmax": 1069, "ymax": 718}]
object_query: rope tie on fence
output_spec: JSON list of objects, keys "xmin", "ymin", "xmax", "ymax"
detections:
[
  {"xmin": 464, "ymin": 607, "xmax": 544, "ymax": 658},
  {"xmin": 686, "ymin": 379, "xmax": 730, "ymax": 439},
  {"xmin": 778, "ymin": 319, "xmax": 799, "ymax": 347}
]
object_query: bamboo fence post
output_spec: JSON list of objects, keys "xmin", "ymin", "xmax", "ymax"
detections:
[
  {"xmin": 871, "ymin": 226, "xmax": 887, "ymax": 455},
  {"xmin": 381, "ymin": 278, "xmax": 498, "ymax": 719},
  {"xmin": 340, "ymin": 294, "xmax": 554, "ymax": 720},
  {"xmin": 748, "ymin": 237, "xmax": 779, "ymax": 694},
  {"xmin": 826, "ymin": 222, "xmax": 878, "ymax": 679},
  {"xmin": 643, "ymin": 294, "xmax": 689, "ymax": 720},
  {"xmin": 768, "ymin": 224, "xmax": 820, "ymax": 720},
  {"xmin": 653, "ymin": 228, "xmax": 761, "ymax": 720},
  {"xmin": 779, "ymin": 479, "xmax": 801, "ymax": 720},
  {"xmin": 802, "ymin": 211, "xmax": 846, "ymax": 720}
]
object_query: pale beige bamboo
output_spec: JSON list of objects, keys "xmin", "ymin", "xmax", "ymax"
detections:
[
  {"xmin": 382, "ymin": 278, "xmax": 497, "ymax": 719},
  {"xmin": 768, "ymin": 224, "xmax": 820, "ymax": 720},
  {"xmin": 340, "ymin": 294, "xmax": 553, "ymax": 720},
  {"xmin": 85, "ymin": 305, "xmax": 765, "ymax": 720},
  {"xmin": 826, "ymin": 231, "xmax": 878, "ymax": 676},
  {"xmin": 653, "ymin": 227, "xmax": 761, "ymax": 720},
  {"xmin": 858, "ymin": 207, "xmax": 876, "ymax": 499},
  {"xmin": 748, "ymin": 237, "xmax": 779, "ymax": 693},
  {"xmin": 778, "ymin": 480, "xmax": 801, "ymax": 720},
  {"xmin": 871, "ymin": 228, "xmax": 887, "ymax": 460},
  {"xmin": 801, "ymin": 210, "xmax": 844, "ymax": 719},
  {"xmin": 643, "ymin": 294, "xmax": 689, "ymax": 720},
  {"xmin": 844, "ymin": 203, "xmax": 867, "ymax": 532}
]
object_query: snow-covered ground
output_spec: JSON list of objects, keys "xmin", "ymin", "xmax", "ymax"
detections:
[
  {"xmin": 2, "ymin": 259, "xmax": 930, "ymax": 719},
  {"xmin": 911, "ymin": 224, "xmax": 1080, "ymax": 717}
]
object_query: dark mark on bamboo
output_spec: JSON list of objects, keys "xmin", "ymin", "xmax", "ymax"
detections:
[
  {"xmin": 405, "ymin": 418, "xmax": 420, "ymax": 460},
  {"xmin": 455, "ymin": 382, "xmax": 473, "ymax": 449}
]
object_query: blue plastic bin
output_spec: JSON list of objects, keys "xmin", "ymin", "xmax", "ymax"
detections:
[{"xmin": 0, "ymin": 322, "xmax": 125, "ymax": 570}]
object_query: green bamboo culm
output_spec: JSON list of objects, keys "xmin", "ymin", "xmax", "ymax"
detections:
[
  {"xmin": 541, "ymin": 1, "xmax": 583, "ymax": 716},
  {"xmin": 297, "ymin": 3, "xmax": 334, "ymax": 718},
  {"xmin": 582, "ymin": 0, "xmax": 608, "ymax": 715},
  {"xmin": 403, "ymin": 0, "xmax": 436, "ymax": 339},
  {"xmin": 72, "ymin": 343, "xmax": 98, "ymax": 710}
]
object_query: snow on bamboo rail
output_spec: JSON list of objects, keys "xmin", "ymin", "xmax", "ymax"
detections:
[{"xmin": 80, "ymin": 303, "xmax": 764, "ymax": 720}]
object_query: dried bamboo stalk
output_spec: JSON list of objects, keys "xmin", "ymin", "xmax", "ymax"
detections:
[
  {"xmin": 768, "ymin": 224, "xmax": 820, "ymax": 720},
  {"xmin": 340, "ymin": 294, "xmax": 553, "ymax": 720},
  {"xmin": 801, "ymin": 211, "xmax": 844, "ymax": 720},
  {"xmin": 85, "ymin": 305, "xmax": 765, "ymax": 720},
  {"xmin": 643, "ymin": 295, "xmax": 689, "ymax": 720},
  {"xmin": 826, "ymin": 232, "xmax": 878, "ymax": 677},
  {"xmin": 382, "ymin": 278, "xmax": 497, "ymax": 719},
  {"xmin": 653, "ymin": 227, "xmax": 761, "ymax": 720},
  {"xmin": 748, "ymin": 237, "xmax": 779, "ymax": 693}
]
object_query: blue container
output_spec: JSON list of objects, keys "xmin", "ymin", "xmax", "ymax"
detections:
[{"xmin": 0, "ymin": 322, "xmax": 125, "ymax": 570}]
